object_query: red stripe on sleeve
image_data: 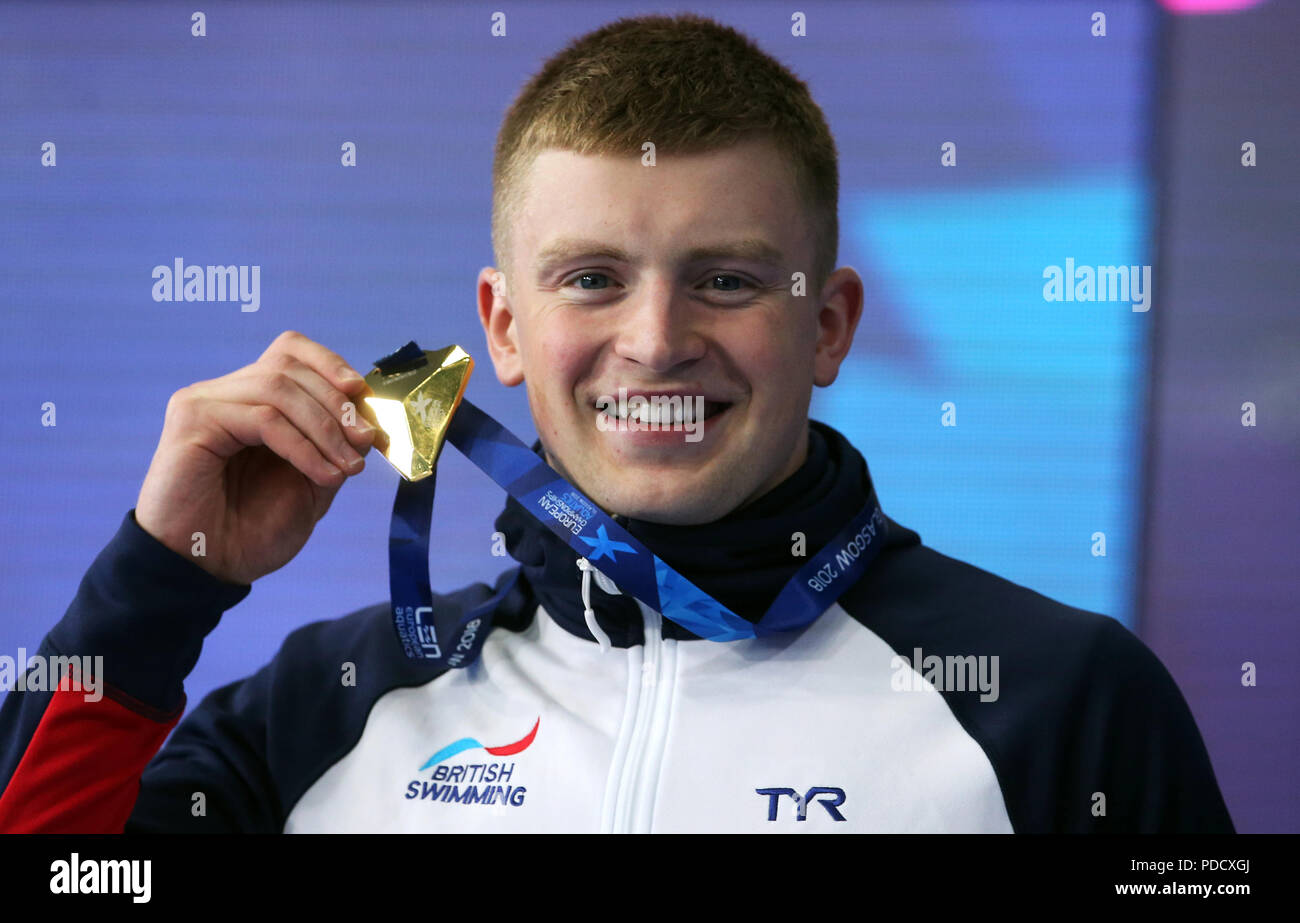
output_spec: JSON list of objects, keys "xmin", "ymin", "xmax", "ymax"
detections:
[{"xmin": 0, "ymin": 688, "xmax": 181, "ymax": 833}]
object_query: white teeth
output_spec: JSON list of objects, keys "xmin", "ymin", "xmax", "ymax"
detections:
[
  {"xmin": 596, "ymin": 396, "xmax": 710, "ymax": 424},
  {"xmin": 629, "ymin": 401, "xmax": 691, "ymax": 424}
]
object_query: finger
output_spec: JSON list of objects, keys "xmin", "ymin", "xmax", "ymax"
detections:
[
  {"xmin": 194, "ymin": 371, "xmax": 364, "ymax": 473},
  {"xmin": 203, "ymin": 399, "xmax": 348, "ymax": 489},
  {"xmin": 261, "ymin": 352, "xmax": 378, "ymax": 454},
  {"xmin": 262, "ymin": 330, "xmax": 371, "ymax": 398}
]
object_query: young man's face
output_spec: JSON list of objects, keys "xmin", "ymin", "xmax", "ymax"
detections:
[{"xmin": 478, "ymin": 136, "xmax": 861, "ymax": 525}]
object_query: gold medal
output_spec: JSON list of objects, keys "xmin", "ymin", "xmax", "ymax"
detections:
[{"xmin": 361, "ymin": 343, "xmax": 473, "ymax": 481}]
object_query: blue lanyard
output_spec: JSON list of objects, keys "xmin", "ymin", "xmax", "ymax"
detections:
[{"xmin": 388, "ymin": 385, "xmax": 888, "ymax": 668}]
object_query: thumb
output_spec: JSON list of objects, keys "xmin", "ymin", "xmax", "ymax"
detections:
[{"xmin": 310, "ymin": 479, "xmax": 344, "ymax": 524}]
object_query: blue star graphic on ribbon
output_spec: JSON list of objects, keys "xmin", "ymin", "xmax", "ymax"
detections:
[
  {"xmin": 578, "ymin": 524, "xmax": 636, "ymax": 563},
  {"xmin": 652, "ymin": 560, "xmax": 753, "ymax": 640},
  {"xmin": 656, "ymin": 563, "xmax": 736, "ymax": 622}
]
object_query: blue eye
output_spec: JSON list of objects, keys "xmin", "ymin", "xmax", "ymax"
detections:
[
  {"xmin": 561, "ymin": 272, "xmax": 755, "ymax": 296},
  {"xmin": 710, "ymin": 274, "xmax": 747, "ymax": 291},
  {"xmin": 572, "ymin": 272, "xmax": 610, "ymax": 290}
]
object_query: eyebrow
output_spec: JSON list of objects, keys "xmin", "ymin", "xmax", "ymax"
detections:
[{"xmin": 533, "ymin": 236, "xmax": 786, "ymax": 280}]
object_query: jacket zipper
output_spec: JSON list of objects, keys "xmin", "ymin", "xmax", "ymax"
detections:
[{"xmin": 604, "ymin": 601, "xmax": 676, "ymax": 833}]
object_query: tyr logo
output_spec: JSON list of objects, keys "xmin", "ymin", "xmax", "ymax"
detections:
[{"xmin": 755, "ymin": 786, "xmax": 847, "ymax": 821}]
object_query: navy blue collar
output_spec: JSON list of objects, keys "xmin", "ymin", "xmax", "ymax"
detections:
[{"xmin": 494, "ymin": 420, "xmax": 918, "ymax": 647}]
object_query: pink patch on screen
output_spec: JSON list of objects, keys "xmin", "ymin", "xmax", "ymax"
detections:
[{"xmin": 1157, "ymin": 0, "xmax": 1268, "ymax": 12}]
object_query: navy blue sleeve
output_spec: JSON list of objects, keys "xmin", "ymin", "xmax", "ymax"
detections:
[
  {"xmin": 0, "ymin": 510, "xmax": 250, "ymax": 832},
  {"xmin": 1065, "ymin": 614, "xmax": 1235, "ymax": 833}
]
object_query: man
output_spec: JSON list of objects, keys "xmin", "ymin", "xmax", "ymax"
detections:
[{"xmin": 0, "ymin": 14, "xmax": 1232, "ymax": 833}]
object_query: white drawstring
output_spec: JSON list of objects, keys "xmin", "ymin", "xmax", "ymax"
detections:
[{"xmin": 576, "ymin": 556, "xmax": 618, "ymax": 654}]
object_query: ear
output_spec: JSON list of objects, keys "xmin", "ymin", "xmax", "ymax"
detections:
[
  {"xmin": 476, "ymin": 265, "xmax": 524, "ymax": 386},
  {"xmin": 812, "ymin": 267, "xmax": 864, "ymax": 387}
]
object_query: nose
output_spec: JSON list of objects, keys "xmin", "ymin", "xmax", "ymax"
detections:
[{"xmin": 611, "ymin": 276, "xmax": 706, "ymax": 372}]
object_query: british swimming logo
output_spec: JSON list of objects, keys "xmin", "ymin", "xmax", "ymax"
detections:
[
  {"xmin": 418, "ymin": 716, "xmax": 539, "ymax": 768},
  {"xmin": 404, "ymin": 717, "xmax": 539, "ymax": 808}
]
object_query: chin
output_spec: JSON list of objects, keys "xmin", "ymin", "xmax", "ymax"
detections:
[
  {"xmin": 596, "ymin": 482, "xmax": 742, "ymax": 526},
  {"xmin": 545, "ymin": 442, "xmax": 754, "ymax": 525}
]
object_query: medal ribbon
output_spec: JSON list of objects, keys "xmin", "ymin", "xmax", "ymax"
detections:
[{"xmin": 385, "ymin": 351, "xmax": 889, "ymax": 666}]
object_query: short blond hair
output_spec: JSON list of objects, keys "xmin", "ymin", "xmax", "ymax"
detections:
[{"xmin": 492, "ymin": 13, "xmax": 839, "ymax": 290}]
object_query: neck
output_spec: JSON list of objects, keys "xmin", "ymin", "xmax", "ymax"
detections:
[
  {"xmin": 495, "ymin": 420, "xmax": 888, "ymax": 644},
  {"xmin": 729, "ymin": 421, "xmax": 810, "ymax": 518}
]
